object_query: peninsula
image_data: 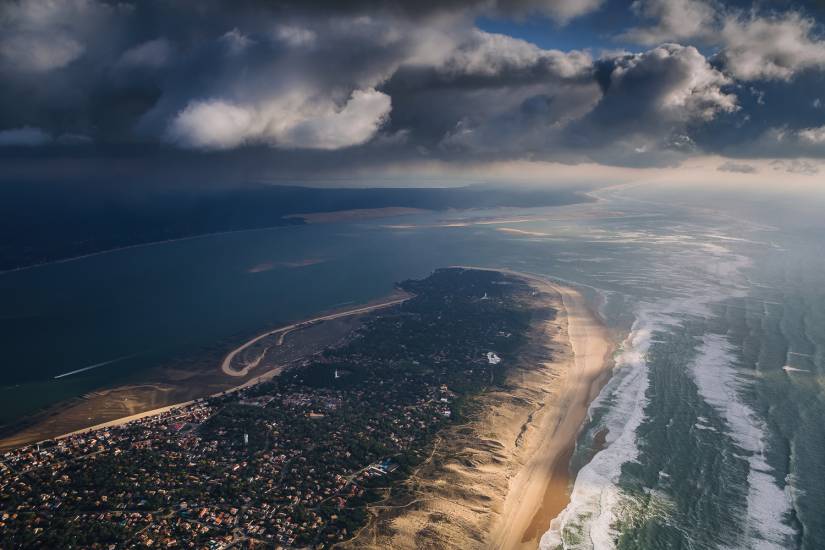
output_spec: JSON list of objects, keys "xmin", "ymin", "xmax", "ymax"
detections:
[{"xmin": 0, "ymin": 268, "xmax": 612, "ymax": 549}]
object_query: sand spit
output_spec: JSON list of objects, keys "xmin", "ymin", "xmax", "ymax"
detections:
[
  {"xmin": 343, "ymin": 268, "xmax": 613, "ymax": 550},
  {"xmin": 2, "ymin": 268, "xmax": 612, "ymax": 549},
  {"xmin": 221, "ymin": 293, "xmax": 411, "ymax": 377},
  {"xmin": 0, "ymin": 291, "xmax": 409, "ymax": 450}
]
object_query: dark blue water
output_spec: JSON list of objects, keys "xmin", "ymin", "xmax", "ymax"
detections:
[
  {"xmin": 1, "ymin": 190, "xmax": 822, "ymax": 549},
  {"xmin": 0, "ymin": 209, "xmax": 578, "ymax": 418}
]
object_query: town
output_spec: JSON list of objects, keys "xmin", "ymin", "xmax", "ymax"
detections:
[{"xmin": 0, "ymin": 268, "xmax": 541, "ymax": 548}]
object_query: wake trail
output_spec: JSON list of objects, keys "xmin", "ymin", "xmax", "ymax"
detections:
[{"xmin": 53, "ymin": 354, "xmax": 138, "ymax": 379}]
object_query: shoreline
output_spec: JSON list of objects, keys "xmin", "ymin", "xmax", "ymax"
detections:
[
  {"xmin": 221, "ymin": 293, "xmax": 411, "ymax": 377},
  {"xmin": 0, "ymin": 290, "xmax": 411, "ymax": 450},
  {"xmin": 54, "ymin": 363, "xmax": 287, "ymax": 442},
  {"xmin": 487, "ymin": 271, "xmax": 614, "ymax": 550},
  {"xmin": 0, "ymin": 207, "xmax": 436, "ymax": 276},
  {"xmin": 344, "ymin": 267, "xmax": 613, "ymax": 549},
  {"xmin": 1, "ymin": 266, "xmax": 614, "ymax": 550},
  {"xmin": 0, "ymin": 198, "xmax": 597, "ymax": 277},
  {"xmin": 0, "ymin": 224, "xmax": 305, "ymax": 277}
]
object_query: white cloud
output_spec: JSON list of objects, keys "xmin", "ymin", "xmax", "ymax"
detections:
[
  {"xmin": 436, "ymin": 43, "xmax": 735, "ymax": 165},
  {"xmin": 166, "ymin": 88, "xmax": 391, "ymax": 151},
  {"xmin": 165, "ymin": 101, "xmax": 256, "ymax": 150},
  {"xmin": 718, "ymin": 12, "xmax": 825, "ymax": 80},
  {"xmin": 276, "ymin": 88, "xmax": 392, "ymax": 149},
  {"xmin": 0, "ymin": 126, "xmax": 51, "ymax": 146},
  {"xmin": 619, "ymin": 3, "xmax": 825, "ymax": 82},
  {"xmin": 797, "ymin": 125, "xmax": 825, "ymax": 145},
  {"xmin": 3, "ymin": 0, "xmax": 822, "ymax": 168},
  {"xmin": 440, "ymin": 29, "xmax": 592, "ymax": 79},
  {"xmin": 620, "ymin": 0, "xmax": 716, "ymax": 45}
]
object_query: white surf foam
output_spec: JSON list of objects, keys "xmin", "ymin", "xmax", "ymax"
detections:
[
  {"xmin": 540, "ymin": 228, "xmax": 796, "ymax": 549},
  {"xmin": 782, "ymin": 365, "xmax": 809, "ymax": 373},
  {"xmin": 540, "ymin": 310, "xmax": 657, "ymax": 549},
  {"xmin": 692, "ymin": 335, "xmax": 796, "ymax": 549}
]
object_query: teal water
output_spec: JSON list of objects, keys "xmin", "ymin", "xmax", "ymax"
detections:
[{"xmin": 1, "ymin": 188, "xmax": 822, "ymax": 548}]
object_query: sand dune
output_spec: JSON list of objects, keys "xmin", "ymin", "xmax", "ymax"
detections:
[
  {"xmin": 489, "ymin": 273, "xmax": 613, "ymax": 550},
  {"xmin": 344, "ymin": 268, "xmax": 613, "ymax": 550}
]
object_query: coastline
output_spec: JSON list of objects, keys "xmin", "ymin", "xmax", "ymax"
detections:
[
  {"xmin": 221, "ymin": 292, "xmax": 411, "ymax": 377},
  {"xmin": 0, "ymin": 225, "xmax": 305, "ymax": 277},
  {"xmin": 53, "ymin": 363, "xmax": 287, "ymax": 442},
  {"xmin": 344, "ymin": 268, "xmax": 613, "ymax": 550},
  {"xmin": 488, "ymin": 272, "xmax": 613, "ymax": 550},
  {"xmin": 1, "ymin": 267, "xmax": 614, "ymax": 550},
  {"xmin": 0, "ymin": 207, "xmax": 433, "ymax": 276},
  {"xmin": 0, "ymin": 290, "xmax": 411, "ymax": 450}
]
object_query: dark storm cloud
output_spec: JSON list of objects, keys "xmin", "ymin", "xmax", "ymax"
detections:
[
  {"xmin": 230, "ymin": 0, "xmax": 604, "ymax": 24},
  {"xmin": 565, "ymin": 45, "xmax": 736, "ymax": 146},
  {"xmin": 1, "ymin": 0, "xmax": 825, "ymax": 183},
  {"xmin": 418, "ymin": 42, "xmax": 738, "ymax": 168},
  {"xmin": 718, "ymin": 160, "xmax": 756, "ymax": 173}
]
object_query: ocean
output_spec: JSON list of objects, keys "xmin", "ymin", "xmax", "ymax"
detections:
[{"xmin": 0, "ymin": 185, "xmax": 821, "ymax": 548}]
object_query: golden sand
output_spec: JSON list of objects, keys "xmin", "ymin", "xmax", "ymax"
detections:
[
  {"xmin": 343, "ymin": 270, "xmax": 613, "ymax": 550},
  {"xmin": 1, "ymin": 270, "xmax": 613, "ymax": 550}
]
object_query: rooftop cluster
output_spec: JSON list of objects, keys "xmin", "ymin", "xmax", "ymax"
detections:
[{"xmin": 1, "ymin": 268, "xmax": 543, "ymax": 548}]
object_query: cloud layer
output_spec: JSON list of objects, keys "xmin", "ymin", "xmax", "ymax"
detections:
[{"xmin": 1, "ymin": 0, "xmax": 825, "ymax": 180}]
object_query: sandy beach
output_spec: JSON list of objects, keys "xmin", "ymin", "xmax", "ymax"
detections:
[
  {"xmin": 344, "ymin": 268, "xmax": 613, "ymax": 550},
  {"xmin": 2, "ymin": 268, "xmax": 613, "ymax": 550},
  {"xmin": 488, "ymin": 273, "xmax": 613, "ymax": 550}
]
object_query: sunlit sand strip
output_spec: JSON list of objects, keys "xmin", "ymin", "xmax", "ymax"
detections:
[
  {"xmin": 220, "ymin": 296, "xmax": 411, "ymax": 377},
  {"xmin": 343, "ymin": 267, "xmax": 614, "ymax": 550},
  {"xmin": 481, "ymin": 269, "xmax": 614, "ymax": 550}
]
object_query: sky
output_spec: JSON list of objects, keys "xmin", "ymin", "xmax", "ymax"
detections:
[{"xmin": 3, "ymin": 0, "xmax": 825, "ymax": 188}]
